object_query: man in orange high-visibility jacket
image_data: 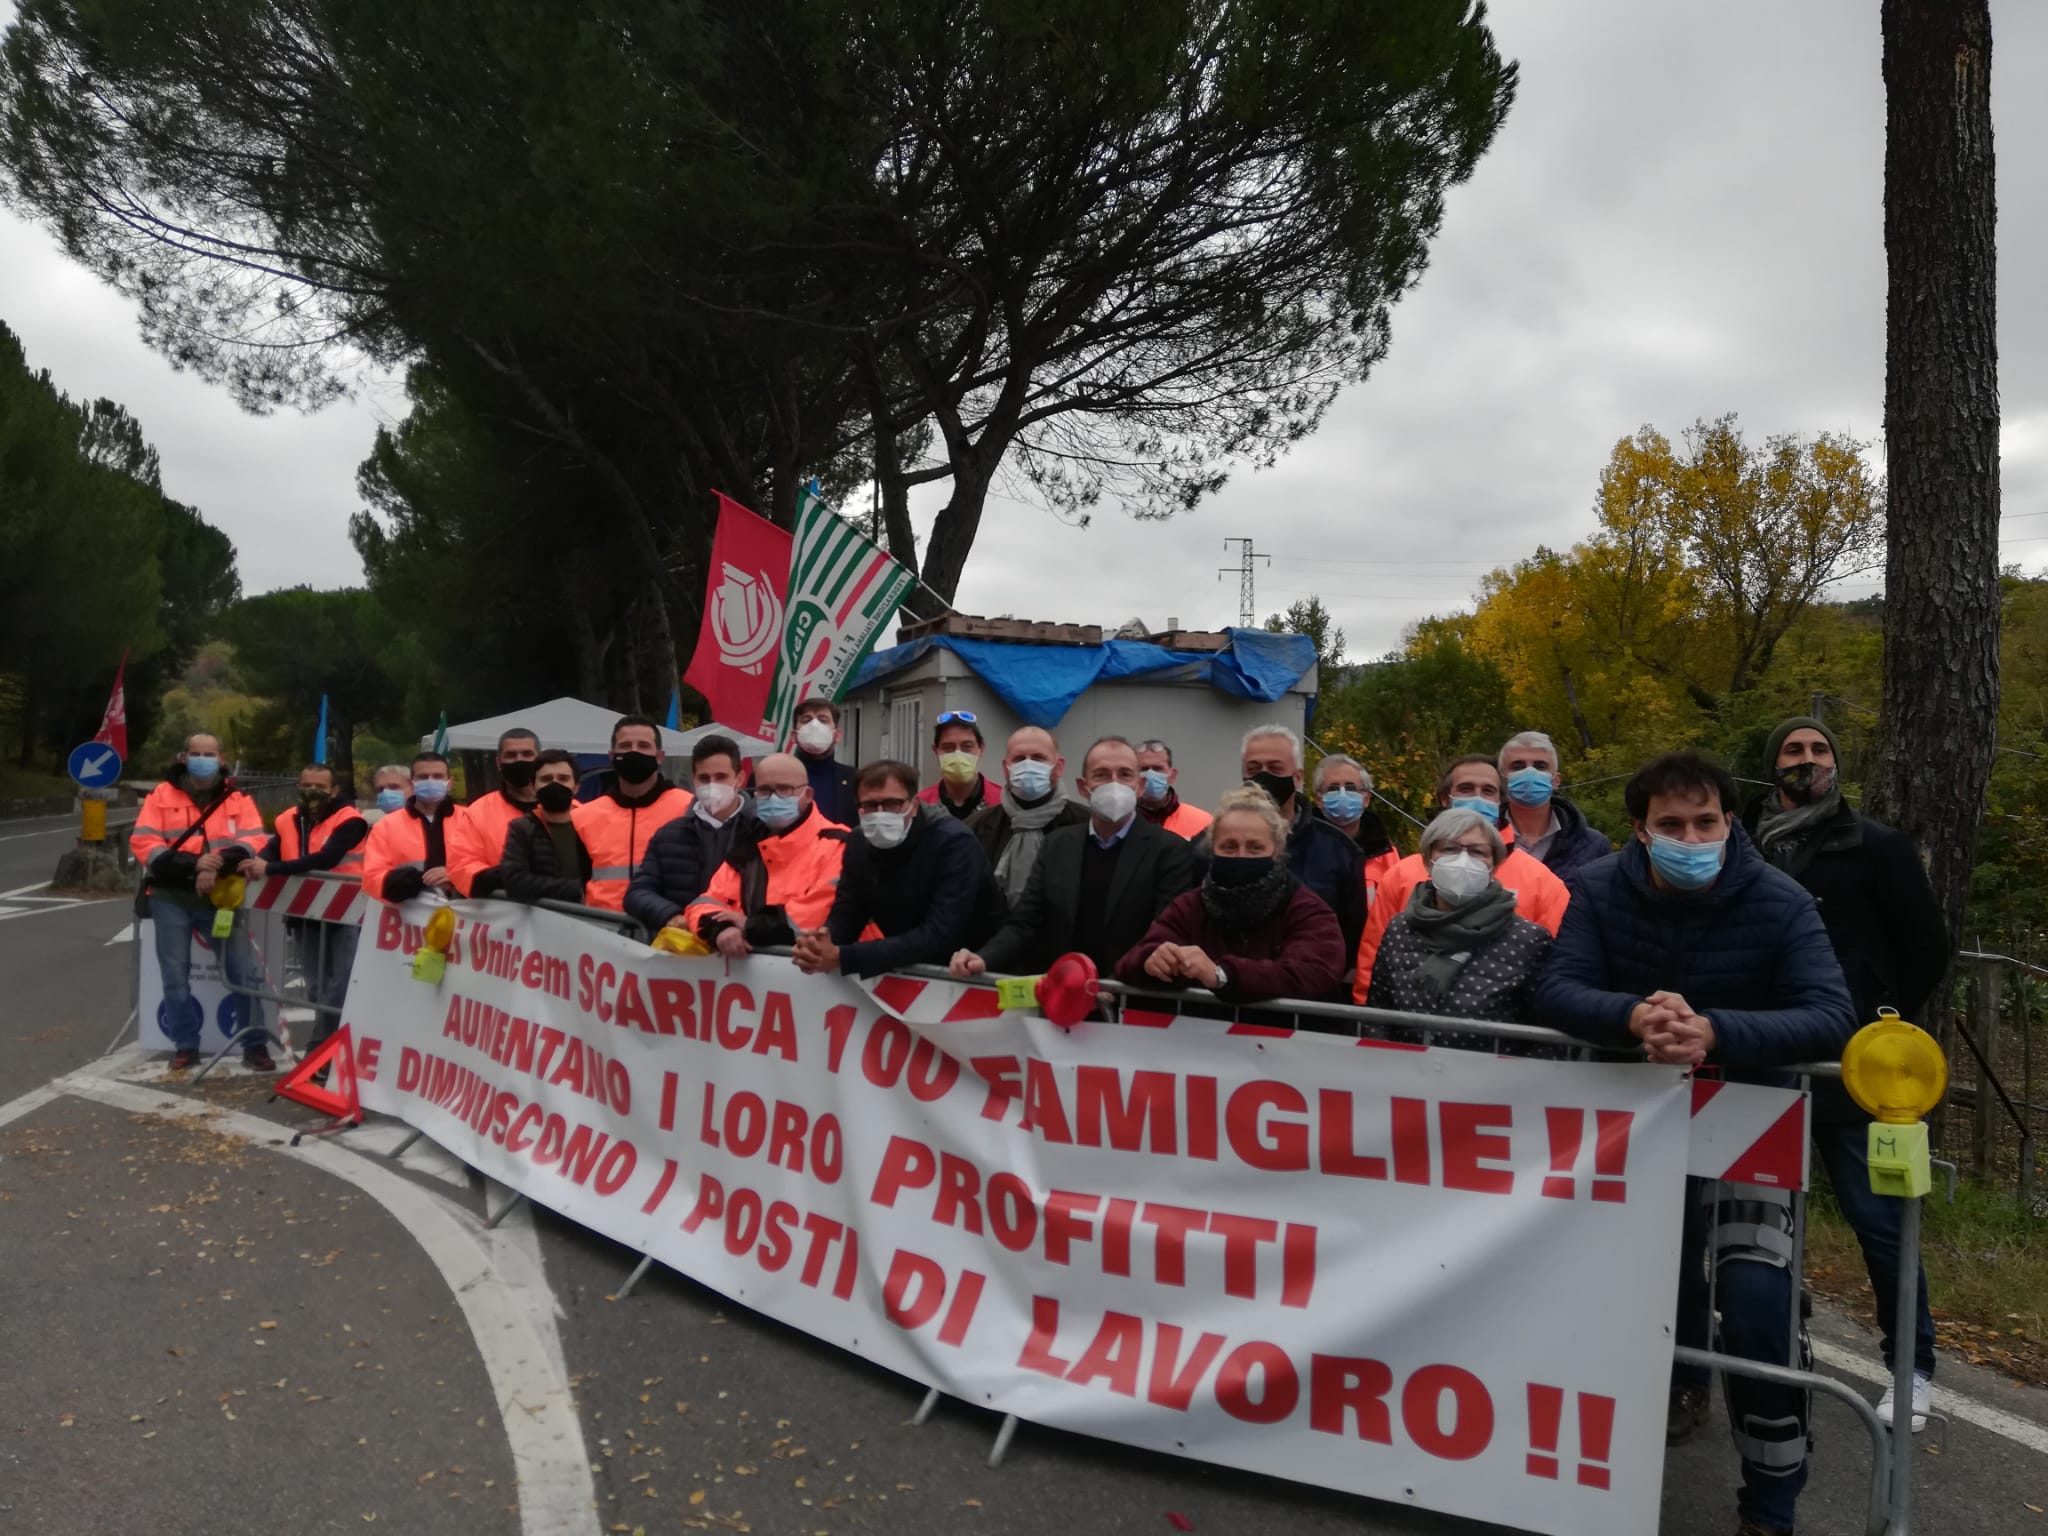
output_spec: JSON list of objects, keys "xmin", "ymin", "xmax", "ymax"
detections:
[
  {"xmin": 130, "ymin": 733, "xmax": 274, "ymax": 1073},
  {"xmin": 1353, "ymin": 753, "xmax": 1571, "ymax": 1002},
  {"xmin": 1134, "ymin": 739, "xmax": 1213, "ymax": 839},
  {"xmin": 685, "ymin": 753, "xmax": 847, "ymax": 954},
  {"xmin": 571, "ymin": 715, "xmax": 691, "ymax": 912},
  {"xmin": 362, "ymin": 751, "xmax": 468, "ymax": 903},
  {"xmin": 243, "ymin": 760, "xmax": 367, "ymax": 1044},
  {"xmin": 448, "ymin": 726, "xmax": 541, "ymax": 897}
]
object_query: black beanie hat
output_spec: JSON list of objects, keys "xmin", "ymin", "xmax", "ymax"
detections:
[{"xmin": 1764, "ymin": 715, "xmax": 1838, "ymax": 769}]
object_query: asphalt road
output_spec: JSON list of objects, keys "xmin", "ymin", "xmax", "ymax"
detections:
[{"xmin": 2, "ymin": 811, "xmax": 2044, "ymax": 1535}]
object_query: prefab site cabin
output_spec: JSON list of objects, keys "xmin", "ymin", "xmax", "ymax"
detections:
[{"xmin": 840, "ymin": 617, "xmax": 1319, "ymax": 814}]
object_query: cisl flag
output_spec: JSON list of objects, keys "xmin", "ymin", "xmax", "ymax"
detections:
[
  {"xmin": 684, "ymin": 492, "xmax": 795, "ymax": 733},
  {"xmin": 758, "ymin": 486, "xmax": 916, "ymax": 747},
  {"xmin": 93, "ymin": 651, "xmax": 129, "ymax": 761}
]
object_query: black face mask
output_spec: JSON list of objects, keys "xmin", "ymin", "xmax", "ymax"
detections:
[
  {"xmin": 1209, "ymin": 854, "xmax": 1277, "ymax": 887},
  {"xmin": 1247, "ymin": 771, "xmax": 1296, "ymax": 808},
  {"xmin": 500, "ymin": 759, "xmax": 538, "ymax": 790},
  {"xmin": 1773, "ymin": 761, "xmax": 1830, "ymax": 805},
  {"xmin": 297, "ymin": 788, "xmax": 330, "ymax": 814},
  {"xmin": 614, "ymin": 750, "xmax": 660, "ymax": 783},
  {"xmin": 536, "ymin": 782, "xmax": 576, "ymax": 815}
]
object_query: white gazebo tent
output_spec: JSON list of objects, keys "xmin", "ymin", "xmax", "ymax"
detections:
[{"xmin": 425, "ymin": 697, "xmax": 776, "ymax": 760}]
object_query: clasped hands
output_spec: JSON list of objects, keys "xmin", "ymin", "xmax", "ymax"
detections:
[
  {"xmin": 1141, "ymin": 942, "xmax": 1219, "ymax": 988},
  {"xmin": 1630, "ymin": 990, "xmax": 1716, "ymax": 1067}
]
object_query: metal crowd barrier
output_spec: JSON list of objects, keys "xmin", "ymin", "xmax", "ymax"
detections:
[{"xmin": 142, "ymin": 890, "xmax": 1931, "ymax": 1536}]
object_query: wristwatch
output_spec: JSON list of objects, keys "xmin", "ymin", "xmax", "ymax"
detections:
[{"xmin": 1212, "ymin": 964, "xmax": 1228, "ymax": 990}]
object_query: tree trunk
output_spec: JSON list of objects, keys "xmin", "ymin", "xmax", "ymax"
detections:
[
  {"xmin": 1559, "ymin": 663, "xmax": 1596, "ymax": 752},
  {"xmin": 333, "ymin": 715, "xmax": 356, "ymax": 797},
  {"xmin": 1866, "ymin": 0, "xmax": 1999, "ymax": 950},
  {"xmin": 918, "ymin": 463, "xmax": 990, "ymax": 612}
]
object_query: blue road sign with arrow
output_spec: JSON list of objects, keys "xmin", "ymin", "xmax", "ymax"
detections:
[{"xmin": 67, "ymin": 741, "xmax": 124, "ymax": 788}]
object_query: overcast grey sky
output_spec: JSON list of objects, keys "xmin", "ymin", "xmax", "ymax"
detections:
[{"xmin": 3, "ymin": 1, "xmax": 2043, "ymax": 660}]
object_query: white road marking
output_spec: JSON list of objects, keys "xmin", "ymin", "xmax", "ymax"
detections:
[
  {"xmin": 0, "ymin": 819, "xmax": 134, "ymax": 844},
  {"xmin": 1811, "ymin": 1338, "xmax": 2048, "ymax": 1456},
  {"xmin": 0, "ymin": 1085, "xmax": 60, "ymax": 1131},
  {"xmin": 104, "ymin": 923, "xmax": 134, "ymax": 945},
  {"xmin": 57, "ymin": 1058, "xmax": 602, "ymax": 1536}
]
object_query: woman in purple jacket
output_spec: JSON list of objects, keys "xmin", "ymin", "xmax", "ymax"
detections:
[{"xmin": 1117, "ymin": 786, "xmax": 1345, "ymax": 1005}]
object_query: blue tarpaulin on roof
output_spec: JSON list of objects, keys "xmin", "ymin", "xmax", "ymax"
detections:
[{"xmin": 848, "ymin": 628, "xmax": 1317, "ymax": 727}]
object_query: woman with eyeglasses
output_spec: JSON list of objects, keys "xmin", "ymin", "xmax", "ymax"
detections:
[{"xmin": 793, "ymin": 758, "xmax": 1006, "ymax": 978}]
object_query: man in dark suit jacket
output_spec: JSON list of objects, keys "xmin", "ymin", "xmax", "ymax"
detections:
[{"xmin": 950, "ymin": 736, "xmax": 1196, "ymax": 978}]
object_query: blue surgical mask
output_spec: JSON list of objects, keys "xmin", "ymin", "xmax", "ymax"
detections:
[
  {"xmin": 1507, "ymin": 767, "xmax": 1555, "ymax": 807},
  {"xmin": 1647, "ymin": 832, "xmax": 1726, "ymax": 891},
  {"xmin": 1321, "ymin": 788, "xmax": 1365, "ymax": 823},
  {"xmin": 1449, "ymin": 796, "xmax": 1500, "ymax": 823},
  {"xmin": 1140, "ymin": 768, "xmax": 1171, "ymax": 802},
  {"xmin": 1008, "ymin": 760, "xmax": 1054, "ymax": 800},
  {"xmin": 375, "ymin": 787, "xmax": 406, "ymax": 813},
  {"xmin": 184, "ymin": 755, "xmax": 219, "ymax": 781},
  {"xmin": 757, "ymin": 793, "xmax": 803, "ymax": 829},
  {"xmin": 413, "ymin": 778, "xmax": 450, "ymax": 805}
]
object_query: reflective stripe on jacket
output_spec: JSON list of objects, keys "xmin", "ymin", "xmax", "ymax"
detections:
[
  {"xmin": 686, "ymin": 811, "xmax": 847, "ymax": 936},
  {"xmin": 571, "ymin": 785, "xmax": 693, "ymax": 911},
  {"xmin": 129, "ymin": 781, "xmax": 265, "ymax": 872},
  {"xmin": 275, "ymin": 804, "xmax": 368, "ymax": 877},
  {"xmin": 362, "ymin": 802, "xmax": 466, "ymax": 902}
]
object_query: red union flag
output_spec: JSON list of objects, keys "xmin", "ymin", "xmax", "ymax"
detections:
[
  {"xmin": 93, "ymin": 651, "xmax": 129, "ymax": 760},
  {"xmin": 683, "ymin": 493, "xmax": 794, "ymax": 732}
]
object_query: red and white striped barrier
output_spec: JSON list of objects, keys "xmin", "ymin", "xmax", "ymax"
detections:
[
  {"xmin": 247, "ymin": 874, "xmax": 364, "ymax": 926},
  {"xmin": 850, "ymin": 976, "xmax": 1812, "ymax": 1191},
  {"xmin": 1688, "ymin": 1075, "xmax": 1809, "ymax": 1191}
]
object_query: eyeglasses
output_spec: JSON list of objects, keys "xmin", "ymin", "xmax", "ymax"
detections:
[
  {"xmin": 858, "ymin": 796, "xmax": 913, "ymax": 815},
  {"xmin": 935, "ymin": 711, "xmax": 978, "ymax": 726}
]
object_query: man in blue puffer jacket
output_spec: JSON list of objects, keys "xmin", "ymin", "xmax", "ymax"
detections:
[{"xmin": 1533, "ymin": 751, "xmax": 1856, "ymax": 1536}]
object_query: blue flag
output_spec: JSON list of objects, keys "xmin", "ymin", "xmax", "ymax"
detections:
[
  {"xmin": 314, "ymin": 694, "xmax": 329, "ymax": 765},
  {"xmin": 665, "ymin": 685, "xmax": 681, "ymax": 731}
]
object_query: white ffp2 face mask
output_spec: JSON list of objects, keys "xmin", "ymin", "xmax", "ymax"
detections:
[
  {"xmin": 1429, "ymin": 851, "xmax": 1491, "ymax": 906},
  {"xmin": 1089, "ymin": 781, "xmax": 1138, "ymax": 825},
  {"xmin": 796, "ymin": 719, "xmax": 835, "ymax": 755}
]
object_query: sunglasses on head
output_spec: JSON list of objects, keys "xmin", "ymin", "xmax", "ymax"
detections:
[{"xmin": 936, "ymin": 711, "xmax": 978, "ymax": 726}]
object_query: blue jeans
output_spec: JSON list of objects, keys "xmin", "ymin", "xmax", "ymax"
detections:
[
  {"xmin": 151, "ymin": 895, "xmax": 265, "ymax": 1052},
  {"xmin": 1813, "ymin": 1119, "xmax": 1937, "ymax": 1375},
  {"xmin": 1672, "ymin": 1179, "xmax": 1807, "ymax": 1532},
  {"xmin": 290, "ymin": 920, "xmax": 359, "ymax": 1047}
]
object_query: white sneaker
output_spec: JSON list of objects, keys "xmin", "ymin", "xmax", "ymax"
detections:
[{"xmin": 1876, "ymin": 1371, "xmax": 1932, "ymax": 1432}]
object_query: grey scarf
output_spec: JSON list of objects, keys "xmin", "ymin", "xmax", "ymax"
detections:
[
  {"xmin": 993, "ymin": 788, "xmax": 1068, "ymax": 902},
  {"xmin": 1402, "ymin": 880, "xmax": 1519, "ymax": 1001},
  {"xmin": 1755, "ymin": 787, "xmax": 1848, "ymax": 874}
]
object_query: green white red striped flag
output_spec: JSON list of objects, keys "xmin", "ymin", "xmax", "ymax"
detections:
[{"xmin": 759, "ymin": 486, "xmax": 916, "ymax": 747}]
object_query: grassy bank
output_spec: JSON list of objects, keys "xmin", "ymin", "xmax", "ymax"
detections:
[{"xmin": 1805, "ymin": 1174, "xmax": 2048, "ymax": 1386}]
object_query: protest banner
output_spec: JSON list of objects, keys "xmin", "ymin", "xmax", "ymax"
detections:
[{"xmin": 341, "ymin": 898, "xmax": 1703, "ymax": 1536}]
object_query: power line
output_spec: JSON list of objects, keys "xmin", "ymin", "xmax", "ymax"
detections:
[{"xmin": 1219, "ymin": 537, "xmax": 1271, "ymax": 627}]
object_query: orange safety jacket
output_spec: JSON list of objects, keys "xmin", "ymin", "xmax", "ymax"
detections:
[
  {"xmin": 130, "ymin": 779, "xmax": 266, "ymax": 884},
  {"xmin": 686, "ymin": 811, "xmax": 848, "ymax": 936},
  {"xmin": 448, "ymin": 789, "xmax": 536, "ymax": 897},
  {"xmin": 1363, "ymin": 846, "xmax": 1401, "ymax": 903},
  {"xmin": 1352, "ymin": 830, "xmax": 1571, "ymax": 1003},
  {"xmin": 571, "ymin": 782, "xmax": 692, "ymax": 912},
  {"xmin": 1137, "ymin": 793, "xmax": 1212, "ymax": 840},
  {"xmin": 362, "ymin": 801, "xmax": 468, "ymax": 902},
  {"xmin": 275, "ymin": 803, "xmax": 368, "ymax": 878}
]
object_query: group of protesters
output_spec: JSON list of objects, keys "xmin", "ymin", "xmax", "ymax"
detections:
[{"xmin": 132, "ymin": 698, "xmax": 1953, "ymax": 1536}]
